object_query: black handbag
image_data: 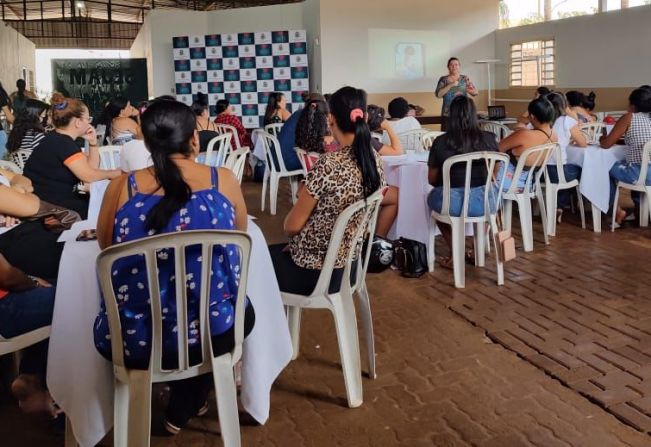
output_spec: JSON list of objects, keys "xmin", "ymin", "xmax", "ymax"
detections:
[
  {"xmin": 364, "ymin": 236, "xmax": 394, "ymax": 273},
  {"xmin": 393, "ymin": 237, "xmax": 428, "ymax": 278}
]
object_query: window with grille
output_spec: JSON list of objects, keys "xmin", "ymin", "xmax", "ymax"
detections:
[{"xmin": 510, "ymin": 40, "xmax": 555, "ymax": 87}]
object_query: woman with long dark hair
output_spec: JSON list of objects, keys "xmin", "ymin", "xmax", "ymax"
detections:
[
  {"xmin": 263, "ymin": 92, "xmax": 291, "ymax": 126},
  {"xmin": 214, "ymin": 98, "xmax": 251, "ymax": 150},
  {"xmin": 6, "ymin": 98, "xmax": 49, "ymax": 166},
  {"xmin": 99, "ymin": 95, "xmax": 142, "ymax": 145},
  {"xmin": 295, "ymin": 98, "xmax": 338, "ymax": 153},
  {"xmin": 427, "ymin": 96, "xmax": 499, "ymax": 268},
  {"xmin": 270, "ymin": 86, "xmax": 386, "ymax": 295},
  {"xmin": 94, "ymin": 98, "xmax": 254, "ymax": 436}
]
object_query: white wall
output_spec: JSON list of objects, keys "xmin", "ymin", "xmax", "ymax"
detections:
[
  {"xmin": 132, "ymin": 4, "xmax": 305, "ymax": 97},
  {"xmin": 495, "ymin": 5, "xmax": 651, "ymax": 89},
  {"xmin": 0, "ymin": 21, "xmax": 36, "ymax": 95},
  {"xmin": 318, "ymin": 0, "xmax": 498, "ymax": 94}
]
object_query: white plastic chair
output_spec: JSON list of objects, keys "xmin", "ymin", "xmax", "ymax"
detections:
[
  {"xmin": 397, "ymin": 128, "xmax": 429, "ymax": 152},
  {"xmin": 611, "ymin": 141, "xmax": 651, "ymax": 231},
  {"xmin": 370, "ymin": 131, "xmax": 384, "ymax": 141},
  {"xmin": 480, "ymin": 121, "xmax": 512, "ymax": 142},
  {"xmin": 200, "ymin": 133, "xmax": 232, "ymax": 168},
  {"xmin": 223, "ymin": 147, "xmax": 250, "ymax": 184},
  {"xmin": 95, "ymin": 124, "xmax": 107, "ymax": 147},
  {"xmin": 502, "ymin": 143, "xmax": 557, "ymax": 252},
  {"xmin": 544, "ymin": 146, "xmax": 586, "ymax": 237},
  {"xmin": 421, "ymin": 131, "xmax": 445, "ymax": 152},
  {"xmin": 11, "ymin": 149, "xmax": 32, "ymax": 171},
  {"xmin": 429, "ymin": 152, "xmax": 509, "ymax": 288},
  {"xmin": 97, "ymin": 230, "xmax": 251, "ymax": 447},
  {"xmin": 254, "ymin": 130, "xmax": 303, "ymax": 215},
  {"xmin": 214, "ymin": 123, "xmax": 248, "ymax": 151},
  {"xmin": 264, "ymin": 123, "xmax": 284, "ymax": 138},
  {"xmin": 283, "ymin": 188, "xmax": 385, "ymax": 406},
  {"xmin": 294, "ymin": 147, "xmax": 320, "ymax": 175},
  {"xmin": 579, "ymin": 122, "xmax": 606, "ymax": 145},
  {"xmin": 0, "ymin": 159, "xmax": 22, "ymax": 174},
  {"xmin": 98, "ymin": 145, "xmax": 122, "ymax": 170}
]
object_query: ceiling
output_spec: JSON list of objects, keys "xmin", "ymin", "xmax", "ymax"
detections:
[{"xmin": 1, "ymin": 0, "xmax": 303, "ymax": 48}]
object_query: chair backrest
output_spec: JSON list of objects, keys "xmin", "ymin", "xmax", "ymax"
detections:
[
  {"xmin": 310, "ymin": 188, "xmax": 385, "ymax": 298},
  {"xmin": 397, "ymin": 128, "xmax": 429, "ymax": 152},
  {"xmin": 254, "ymin": 129, "xmax": 290, "ymax": 174},
  {"xmin": 479, "ymin": 121, "xmax": 512, "ymax": 142},
  {"xmin": 97, "ymin": 230, "xmax": 252, "ymax": 380},
  {"xmin": 0, "ymin": 326, "xmax": 51, "ymax": 355},
  {"xmin": 201, "ymin": 133, "xmax": 232, "ymax": 168},
  {"xmin": 579, "ymin": 122, "xmax": 606, "ymax": 145},
  {"xmin": 421, "ymin": 131, "xmax": 445, "ymax": 152},
  {"xmin": 636, "ymin": 141, "xmax": 651, "ymax": 185},
  {"xmin": 223, "ymin": 147, "xmax": 250, "ymax": 183},
  {"xmin": 0, "ymin": 159, "xmax": 22, "ymax": 174},
  {"xmin": 95, "ymin": 124, "xmax": 107, "ymax": 147},
  {"xmin": 438, "ymin": 152, "xmax": 510, "ymax": 218},
  {"xmin": 505, "ymin": 143, "xmax": 558, "ymax": 196},
  {"xmin": 11, "ymin": 149, "xmax": 31, "ymax": 171},
  {"xmin": 602, "ymin": 110, "xmax": 627, "ymax": 121},
  {"xmin": 98, "ymin": 145, "xmax": 122, "ymax": 170},
  {"xmin": 294, "ymin": 147, "xmax": 320, "ymax": 175},
  {"xmin": 214, "ymin": 123, "xmax": 242, "ymax": 150},
  {"xmin": 370, "ymin": 131, "xmax": 384, "ymax": 141},
  {"xmin": 264, "ymin": 123, "xmax": 283, "ymax": 138}
]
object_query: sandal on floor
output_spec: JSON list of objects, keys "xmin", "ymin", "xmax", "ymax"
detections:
[
  {"xmin": 196, "ymin": 401, "xmax": 210, "ymax": 417},
  {"xmin": 465, "ymin": 250, "xmax": 475, "ymax": 265},
  {"xmin": 437, "ymin": 256, "xmax": 454, "ymax": 270}
]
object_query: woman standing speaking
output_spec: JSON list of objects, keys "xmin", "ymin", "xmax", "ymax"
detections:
[{"xmin": 435, "ymin": 57, "xmax": 478, "ymax": 130}]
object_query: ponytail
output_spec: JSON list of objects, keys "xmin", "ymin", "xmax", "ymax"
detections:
[{"xmin": 146, "ymin": 149, "xmax": 192, "ymax": 233}]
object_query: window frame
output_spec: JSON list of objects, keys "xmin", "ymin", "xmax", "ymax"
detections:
[{"xmin": 509, "ymin": 38, "xmax": 556, "ymax": 89}]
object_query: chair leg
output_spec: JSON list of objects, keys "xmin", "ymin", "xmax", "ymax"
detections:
[
  {"xmin": 260, "ymin": 169, "xmax": 269, "ymax": 212},
  {"xmin": 355, "ymin": 282, "xmax": 376, "ymax": 379},
  {"xmin": 517, "ymin": 197, "xmax": 534, "ymax": 252},
  {"xmin": 490, "ymin": 214, "xmax": 505, "ymax": 286},
  {"xmin": 125, "ymin": 369, "xmax": 152, "ymax": 447},
  {"xmin": 270, "ymin": 174, "xmax": 279, "ymax": 216},
  {"xmin": 289, "ymin": 177, "xmax": 298, "ymax": 204},
  {"xmin": 286, "ymin": 306, "xmax": 302, "ymax": 361},
  {"xmin": 503, "ymin": 200, "xmax": 513, "ymax": 232},
  {"xmin": 212, "ymin": 355, "xmax": 242, "ymax": 447},
  {"xmin": 577, "ymin": 186, "xmax": 586, "ymax": 229},
  {"xmin": 64, "ymin": 417, "xmax": 78, "ymax": 447},
  {"xmin": 113, "ymin": 380, "xmax": 130, "ymax": 447},
  {"xmin": 536, "ymin": 189, "xmax": 550, "ymax": 246},
  {"xmin": 640, "ymin": 192, "xmax": 649, "ymax": 227},
  {"xmin": 427, "ymin": 221, "xmax": 436, "ymax": 273},
  {"xmin": 611, "ymin": 187, "xmax": 620, "ymax": 232},
  {"xmin": 451, "ymin": 220, "xmax": 466, "ymax": 288},
  {"xmin": 546, "ymin": 185, "xmax": 557, "ymax": 237},
  {"xmin": 473, "ymin": 223, "xmax": 486, "ymax": 267},
  {"xmin": 329, "ymin": 293, "xmax": 363, "ymax": 408}
]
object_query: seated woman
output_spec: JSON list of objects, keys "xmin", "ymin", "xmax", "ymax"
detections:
[
  {"xmin": 295, "ymin": 97, "xmax": 339, "ymax": 155},
  {"xmin": 384, "ymin": 97, "xmax": 421, "ymax": 150},
  {"xmin": 23, "ymin": 96, "xmax": 122, "ymax": 219},
  {"xmin": 270, "ymin": 86, "xmax": 387, "ymax": 295},
  {"xmin": 263, "ymin": 92, "xmax": 291, "ymax": 126},
  {"xmin": 0, "ymin": 171, "xmax": 58, "ymax": 417},
  {"xmin": 102, "ymin": 96, "xmax": 142, "ymax": 145},
  {"xmin": 516, "ymin": 86, "xmax": 550, "ymax": 129},
  {"xmin": 601, "ymin": 87, "xmax": 651, "ymax": 225},
  {"xmin": 192, "ymin": 97, "xmax": 219, "ymax": 153},
  {"xmin": 6, "ymin": 98, "xmax": 49, "ymax": 167},
  {"xmin": 94, "ymin": 98, "xmax": 254, "ymax": 436},
  {"xmin": 498, "ymin": 97, "xmax": 558, "ymax": 192},
  {"xmin": 545, "ymin": 92, "xmax": 587, "ymax": 217},
  {"xmin": 367, "ymin": 104, "xmax": 404, "ymax": 156},
  {"xmin": 427, "ymin": 96, "xmax": 499, "ymax": 268},
  {"xmin": 566, "ymin": 91, "xmax": 596, "ymax": 124},
  {"xmin": 214, "ymin": 99, "xmax": 252, "ymax": 150}
]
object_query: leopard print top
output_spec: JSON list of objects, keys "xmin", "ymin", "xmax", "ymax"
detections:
[{"xmin": 289, "ymin": 145, "xmax": 386, "ymax": 270}]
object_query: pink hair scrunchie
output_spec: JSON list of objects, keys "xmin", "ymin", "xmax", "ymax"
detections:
[{"xmin": 349, "ymin": 108, "xmax": 364, "ymax": 122}]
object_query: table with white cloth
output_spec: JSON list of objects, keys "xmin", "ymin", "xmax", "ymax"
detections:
[
  {"xmin": 566, "ymin": 144, "xmax": 627, "ymax": 232},
  {"xmin": 47, "ymin": 185, "xmax": 293, "ymax": 447}
]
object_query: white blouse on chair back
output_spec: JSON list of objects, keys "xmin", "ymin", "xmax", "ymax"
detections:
[{"xmin": 549, "ymin": 115, "xmax": 577, "ymax": 165}]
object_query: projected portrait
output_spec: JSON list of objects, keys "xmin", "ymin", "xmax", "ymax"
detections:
[{"xmin": 395, "ymin": 43, "xmax": 424, "ymax": 79}]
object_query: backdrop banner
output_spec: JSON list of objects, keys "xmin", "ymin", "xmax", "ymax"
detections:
[
  {"xmin": 173, "ymin": 30, "xmax": 309, "ymax": 128},
  {"xmin": 51, "ymin": 58, "xmax": 148, "ymax": 118}
]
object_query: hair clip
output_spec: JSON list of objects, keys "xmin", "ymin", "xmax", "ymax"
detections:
[{"xmin": 53, "ymin": 100, "xmax": 68, "ymax": 110}]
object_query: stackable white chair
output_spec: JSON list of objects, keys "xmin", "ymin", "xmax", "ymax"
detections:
[
  {"xmin": 479, "ymin": 121, "xmax": 512, "ymax": 142},
  {"xmin": 283, "ymin": 188, "xmax": 385, "ymax": 406},
  {"xmin": 264, "ymin": 123, "xmax": 284, "ymax": 138},
  {"xmin": 544, "ymin": 146, "xmax": 586, "ymax": 237},
  {"xmin": 602, "ymin": 110, "xmax": 627, "ymax": 121},
  {"xmin": 95, "ymin": 124, "xmax": 107, "ymax": 147},
  {"xmin": 421, "ymin": 131, "xmax": 445, "ymax": 152},
  {"xmin": 223, "ymin": 147, "xmax": 250, "ymax": 184},
  {"xmin": 429, "ymin": 152, "xmax": 509, "ymax": 288},
  {"xmin": 294, "ymin": 147, "xmax": 320, "ymax": 175},
  {"xmin": 97, "ymin": 230, "xmax": 252, "ymax": 447},
  {"xmin": 200, "ymin": 133, "xmax": 232, "ymax": 168},
  {"xmin": 255, "ymin": 130, "xmax": 303, "ymax": 215},
  {"xmin": 502, "ymin": 143, "xmax": 557, "ymax": 252},
  {"xmin": 0, "ymin": 159, "xmax": 22, "ymax": 174},
  {"xmin": 98, "ymin": 145, "xmax": 122, "ymax": 170},
  {"xmin": 370, "ymin": 131, "xmax": 384, "ymax": 141},
  {"xmin": 397, "ymin": 128, "xmax": 429, "ymax": 152},
  {"xmin": 611, "ymin": 141, "xmax": 651, "ymax": 231},
  {"xmin": 11, "ymin": 149, "xmax": 31, "ymax": 171},
  {"xmin": 579, "ymin": 122, "xmax": 606, "ymax": 145},
  {"xmin": 215, "ymin": 123, "xmax": 248, "ymax": 151}
]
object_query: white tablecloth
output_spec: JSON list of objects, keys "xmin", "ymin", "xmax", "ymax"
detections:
[
  {"xmin": 48, "ymin": 217, "xmax": 292, "ymax": 447},
  {"xmin": 566, "ymin": 144, "xmax": 627, "ymax": 213}
]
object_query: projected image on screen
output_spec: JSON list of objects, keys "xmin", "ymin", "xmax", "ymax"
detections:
[{"xmin": 395, "ymin": 43, "xmax": 424, "ymax": 80}]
